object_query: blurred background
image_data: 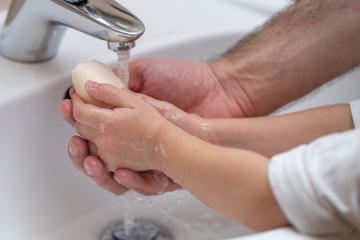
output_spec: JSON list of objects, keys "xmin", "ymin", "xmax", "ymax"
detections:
[{"xmin": 0, "ymin": 0, "xmax": 11, "ymax": 11}]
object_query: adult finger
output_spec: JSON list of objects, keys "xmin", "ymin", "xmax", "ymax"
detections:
[
  {"xmin": 68, "ymin": 135, "xmax": 90, "ymax": 174},
  {"xmin": 68, "ymin": 135, "xmax": 129, "ymax": 196},
  {"xmin": 74, "ymin": 121, "xmax": 98, "ymax": 143},
  {"xmin": 128, "ymin": 58, "xmax": 149, "ymax": 92},
  {"xmin": 88, "ymin": 141, "xmax": 100, "ymax": 157},
  {"xmin": 114, "ymin": 169, "xmax": 182, "ymax": 196},
  {"xmin": 83, "ymin": 156, "xmax": 129, "ymax": 195},
  {"xmin": 60, "ymin": 99, "xmax": 75, "ymax": 126}
]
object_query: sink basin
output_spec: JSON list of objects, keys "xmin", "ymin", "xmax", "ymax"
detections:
[
  {"xmin": 0, "ymin": 26, "xmax": 254, "ymax": 240},
  {"xmin": 1, "ymin": 1, "xmax": 360, "ymax": 240}
]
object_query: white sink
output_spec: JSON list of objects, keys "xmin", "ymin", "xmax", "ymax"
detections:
[
  {"xmin": 0, "ymin": 27, "xmax": 253, "ymax": 240},
  {"xmin": 1, "ymin": 1, "xmax": 360, "ymax": 240}
]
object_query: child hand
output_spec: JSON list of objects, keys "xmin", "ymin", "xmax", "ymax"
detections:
[
  {"xmin": 135, "ymin": 93, "xmax": 212, "ymax": 142},
  {"xmin": 72, "ymin": 81, "xmax": 168, "ymax": 172}
]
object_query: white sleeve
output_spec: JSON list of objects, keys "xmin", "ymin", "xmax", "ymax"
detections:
[
  {"xmin": 268, "ymin": 129, "xmax": 360, "ymax": 235},
  {"xmin": 350, "ymin": 99, "xmax": 360, "ymax": 128}
]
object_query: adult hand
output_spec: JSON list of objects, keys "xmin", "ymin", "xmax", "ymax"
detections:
[
  {"xmin": 67, "ymin": 135, "xmax": 127, "ymax": 195},
  {"xmin": 67, "ymin": 135, "xmax": 180, "ymax": 195},
  {"xmin": 128, "ymin": 58, "xmax": 255, "ymax": 118}
]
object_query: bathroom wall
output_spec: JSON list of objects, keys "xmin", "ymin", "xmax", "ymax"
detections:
[{"xmin": 0, "ymin": 0, "xmax": 11, "ymax": 11}]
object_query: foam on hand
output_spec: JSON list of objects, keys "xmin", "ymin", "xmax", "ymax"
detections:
[{"xmin": 72, "ymin": 60, "xmax": 125, "ymax": 107}]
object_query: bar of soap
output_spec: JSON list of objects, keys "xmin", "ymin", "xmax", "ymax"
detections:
[{"xmin": 72, "ymin": 60, "xmax": 125, "ymax": 107}]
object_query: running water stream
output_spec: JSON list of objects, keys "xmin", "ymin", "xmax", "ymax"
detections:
[
  {"xmin": 119, "ymin": 192, "xmax": 136, "ymax": 236},
  {"xmin": 116, "ymin": 49, "xmax": 131, "ymax": 87},
  {"xmin": 116, "ymin": 49, "xmax": 135, "ymax": 236},
  {"xmin": 113, "ymin": 50, "xmax": 173, "ymax": 240}
]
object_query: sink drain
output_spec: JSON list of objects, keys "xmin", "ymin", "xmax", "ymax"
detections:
[{"xmin": 100, "ymin": 220, "xmax": 173, "ymax": 240}]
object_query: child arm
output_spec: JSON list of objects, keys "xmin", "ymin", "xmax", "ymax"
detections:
[
  {"xmin": 207, "ymin": 104, "xmax": 354, "ymax": 157},
  {"xmin": 143, "ymin": 95, "xmax": 354, "ymax": 157}
]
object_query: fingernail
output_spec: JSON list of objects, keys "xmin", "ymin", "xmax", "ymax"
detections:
[
  {"xmin": 68, "ymin": 143, "xmax": 79, "ymax": 157},
  {"xmin": 114, "ymin": 175, "xmax": 123, "ymax": 184},
  {"xmin": 84, "ymin": 162, "xmax": 95, "ymax": 176},
  {"xmin": 114, "ymin": 173, "xmax": 129, "ymax": 187},
  {"xmin": 86, "ymin": 80, "xmax": 98, "ymax": 90},
  {"xmin": 117, "ymin": 181, "xmax": 131, "ymax": 190}
]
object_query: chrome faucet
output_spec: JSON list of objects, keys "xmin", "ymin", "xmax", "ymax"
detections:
[{"xmin": 0, "ymin": 0, "xmax": 145, "ymax": 62}]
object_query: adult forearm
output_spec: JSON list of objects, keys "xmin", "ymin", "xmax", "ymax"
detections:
[
  {"xmin": 211, "ymin": 0, "xmax": 360, "ymax": 116},
  {"xmin": 205, "ymin": 104, "xmax": 354, "ymax": 157}
]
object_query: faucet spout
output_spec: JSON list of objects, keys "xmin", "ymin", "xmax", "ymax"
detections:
[{"xmin": 0, "ymin": 0, "xmax": 145, "ymax": 62}]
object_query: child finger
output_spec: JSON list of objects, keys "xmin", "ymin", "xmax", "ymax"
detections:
[
  {"xmin": 85, "ymin": 81, "xmax": 143, "ymax": 108},
  {"xmin": 72, "ymin": 92, "xmax": 112, "ymax": 127}
]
